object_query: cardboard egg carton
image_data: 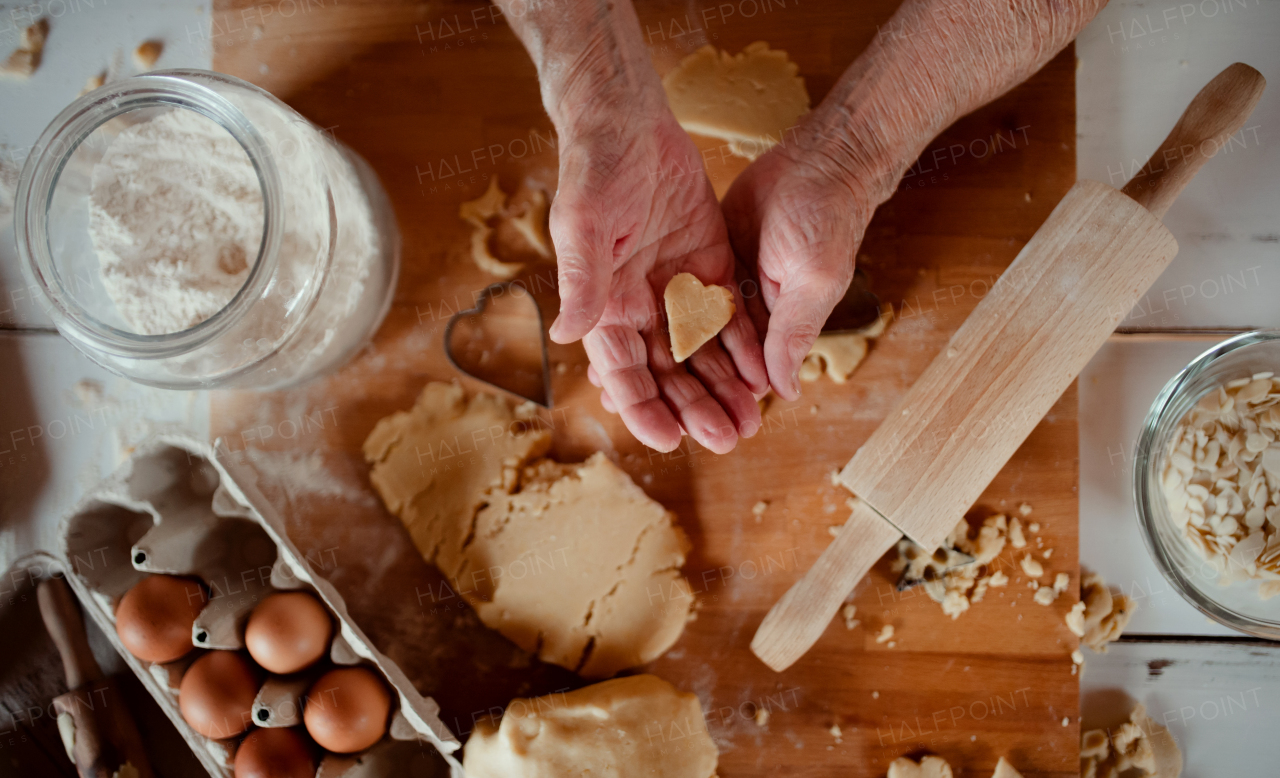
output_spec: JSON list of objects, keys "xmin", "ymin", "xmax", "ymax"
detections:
[{"xmin": 57, "ymin": 434, "xmax": 463, "ymax": 778}]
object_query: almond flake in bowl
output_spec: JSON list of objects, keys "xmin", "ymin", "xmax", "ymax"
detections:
[
  {"xmin": 1160, "ymin": 372, "xmax": 1280, "ymax": 592},
  {"xmin": 1136, "ymin": 330, "xmax": 1280, "ymax": 639}
]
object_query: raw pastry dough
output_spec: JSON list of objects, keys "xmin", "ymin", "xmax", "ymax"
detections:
[
  {"xmin": 1, "ymin": 18, "xmax": 48, "ymax": 79},
  {"xmin": 887, "ymin": 755, "xmax": 953, "ymax": 778},
  {"xmin": 1080, "ymin": 704, "xmax": 1182, "ymax": 778},
  {"xmin": 991, "ymin": 757, "xmax": 1024, "ymax": 778},
  {"xmin": 459, "ymin": 178, "xmax": 556, "ymax": 278},
  {"xmin": 662, "ymin": 41, "xmax": 810, "ymax": 160},
  {"xmin": 364, "ymin": 384, "xmax": 693, "ymax": 677},
  {"xmin": 463, "ymin": 675, "xmax": 718, "ymax": 778},
  {"xmin": 363, "ymin": 382, "xmax": 551, "ymax": 581},
  {"xmin": 800, "ymin": 311, "xmax": 889, "ymax": 383},
  {"xmin": 460, "ymin": 178, "xmax": 524, "ymax": 279},
  {"xmin": 465, "ymin": 453, "xmax": 693, "ymax": 677},
  {"xmin": 665, "ymin": 273, "xmax": 734, "ymax": 362}
]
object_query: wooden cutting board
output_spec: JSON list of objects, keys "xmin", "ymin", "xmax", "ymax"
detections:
[{"xmin": 209, "ymin": 1, "xmax": 1081, "ymax": 774}]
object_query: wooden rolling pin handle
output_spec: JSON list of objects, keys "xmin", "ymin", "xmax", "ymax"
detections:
[
  {"xmin": 1121, "ymin": 63, "xmax": 1265, "ymax": 219},
  {"xmin": 750, "ymin": 500, "xmax": 902, "ymax": 672},
  {"xmin": 38, "ymin": 577, "xmax": 104, "ymax": 691}
]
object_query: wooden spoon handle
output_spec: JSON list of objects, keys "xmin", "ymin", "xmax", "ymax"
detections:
[
  {"xmin": 38, "ymin": 577, "xmax": 103, "ymax": 691},
  {"xmin": 1121, "ymin": 63, "xmax": 1265, "ymax": 218},
  {"xmin": 750, "ymin": 499, "xmax": 901, "ymax": 672}
]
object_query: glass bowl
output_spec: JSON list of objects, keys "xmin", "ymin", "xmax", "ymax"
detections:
[{"xmin": 1134, "ymin": 329, "xmax": 1280, "ymax": 639}]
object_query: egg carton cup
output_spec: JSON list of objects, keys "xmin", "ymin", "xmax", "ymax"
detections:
[{"xmin": 57, "ymin": 434, "xmax": 463, "ymax": 778}]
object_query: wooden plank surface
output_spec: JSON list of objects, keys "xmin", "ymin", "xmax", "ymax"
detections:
[{"xmin": 208, "ymin": 1, "xmax": 1082, "ymax": 774}]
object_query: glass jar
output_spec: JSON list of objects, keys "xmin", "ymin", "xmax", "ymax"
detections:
[
  {"xmin": 1134, "ymin": 329, "xmax": 1280, "ymax": 639},
  {"xmin": 14, "ymin": 69, "xmax": 399, "ymax": 390}
]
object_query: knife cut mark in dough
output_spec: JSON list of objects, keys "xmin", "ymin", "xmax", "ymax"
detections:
[
  {"xmin": 665, "ymin": 273, "xmax": 735, "ymax": 362},
  {"xmin": 364, "ymin": 383, "xmax": 693, "ymax": 678},
  {"xmin": 463, "ymin": 675, "xmax": 718, "ymax": 778},
  {"xmin": 662, "ymin": 41, "xmax": 810, "ymax": 160}
]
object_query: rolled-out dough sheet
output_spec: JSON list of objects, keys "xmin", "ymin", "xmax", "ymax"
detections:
[{"xmin": 364, "ymin": 384, "xmax": 694, "ymax": 678}]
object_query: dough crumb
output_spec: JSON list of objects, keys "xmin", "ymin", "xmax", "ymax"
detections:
[
  {"xmin": 133, "ymin": 40, "xmax": 163, "ymax": 70},
  {"xmin": 752, "ymin": 500, "xmax": 769, "ymax": 517},
  {"xmin": 1009, "ymin": 517, "xmax": 1027, "ymax": 548},
  {"xmin": 665, "ymin": 273, "xmax": 734, "ymax": 362},
  {"xmin": 1054, "ymin": 573, "xmax": 1070, "ymax": 593},
  {"xmin": 1020, "ymin": 554, "xmax": 1044, "ymax": 578},
  {"xmin": 1028, "ymin": 521, "xmax": 1041, "ymax": 533},
  {"xmin": 464, "ymin": 675, "xmax": 718, "ymax": 778},
  {"xmin": 874, "ymin": 624, "xmax": 894, "ymax": 644},
  {"xmin": 754, "ymin": 707, "xmax": 770, "ymax": 727},
  {"xmin": 828, "ymin": 723, "xmax": 842, "ymax": 743},
  {"xmin": 887, "ymin": 754, "xmax": 953, "ymax": 778},
  {"xmin": 1034, "ymin": 586, "xmax": 1057, "ymax": 605},
  {"xmin": 1019, "ymin": 503, "xmax": 1033, "ymax": 516},
  {"xmin": 1, "ymin": 17, "xmax": 48, "ymax": 79},
  {"xmin": 841, "ymin": 603, "xmax": 859, "ymax": 630},
  {"xmin": 662, "ymin": 41, "xmax": 810, "ymax": 160},
  {"xmin": 893, "ymin": 513, "xmax": 1012, "ymax": 619}
]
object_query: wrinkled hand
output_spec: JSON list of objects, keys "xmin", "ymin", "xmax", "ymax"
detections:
[
  {"xmin": 722, "ymin": 144, "xmax": 875, "ymax": 401},
  {"xmin": 550, "ymin": 110, "xmax": 769, "ymax": 454}
]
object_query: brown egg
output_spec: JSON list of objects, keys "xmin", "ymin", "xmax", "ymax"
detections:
[
  {"xmin": 179, "ymin": 651, "xmax": 260, "ymax": 739},
  {"xmin": 303, "ymin": 667, "xmax": 390, "ymax": 753},
  {"xmin": 245, "ymin": 591, "xmax": 332, "ymax": 674},
  {"xmin": 115, "ymin": 575, "xmax": 207, "ymax": 663},
  {"xmin": 234, "ymin": 727, "xmax": 315, "ymax": 778}
]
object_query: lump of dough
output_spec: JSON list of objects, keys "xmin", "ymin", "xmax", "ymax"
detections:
[
  {"xmin": 665, "ymin": 273, "xmax": 735, "ymax": 362},
  {"xmin": 887, "ymin": 755, "xmax": 953, "ymax": 778},
  {"xmin": 463, "ymin": 675, "xmax": 718, "ymax": 778},
  {"xmin": 465, "ymin": 453, "xmax": 693, "ymax": 677},
  {"xmin": 363, "ymin": 382, "xmax": 551, "ymax": 582},
  {"xmin": 662, "ymin": 41, "xmax": 810, "ymax": 160}
]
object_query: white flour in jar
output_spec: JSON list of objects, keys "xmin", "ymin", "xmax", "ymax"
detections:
[
  {"xmin": 89, "ymin": 109, "xmax": 265, "ymax": 334},
  {"xmin": 85, "ymin": 104, "xmax": 384, "ymax": 386}
]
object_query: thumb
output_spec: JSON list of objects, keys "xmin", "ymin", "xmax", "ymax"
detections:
[
  {"xmin": 547, "ymin": 189, "xmax": 614, "ymax": 344},
  {"xmin": 764, "ymin": 266, "xmax": 851, "ymax": 401}
]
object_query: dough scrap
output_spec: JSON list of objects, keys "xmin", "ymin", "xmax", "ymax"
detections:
[
  {"xmin": 1080, "ymin": 703, "xmax": 1182, "ymax": 778},
  {"xmin": 459, "ymin": 177, "xmax": 556, "ymax": 278},
  {"xmin": 465, "ymin": 452, "xmax": 693, "ymax": 677},
  {"xmin": 991, "ymin": 757, "xmax": 1024, "ymax": 778},
  {"xmin": 887, "ymin": 755, "xmax": 953, "ymax": 778},
  {"xmin": 801, "ymin": 334, "xmax": 868, "ymax": 383},
  {"xmin": 1, "ymin": 17, "xmax": 48, "ymax": 79},
  {"xmin": 662, "ymin": 41, "xmax": 810, "ymax": 160},
  {"xmin": 665, "ymin": 273, "xmax": 735, "ymax": 362},
  {"xmin": 365, "ymin": 384, "xmax": 693, "ymax": 677},
  {"xmin": 363, "ymin": 382, "xmax": 552, "ymax": 581},
  {"xmin": 463, "ymin": 675, "xmax": 718, "ymax": 778},
  {"xmin": 800, "ymin": 311, "xmax": 889, "ymax": 384},
  {"xmin": 1080, "ymin": 571, "xmax": 1135, "ymax": 653}
]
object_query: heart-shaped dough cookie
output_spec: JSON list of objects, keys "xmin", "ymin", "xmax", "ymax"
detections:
[{"xmin": 664, "ymin": 273, "xmax": 735, "ymax": 362}]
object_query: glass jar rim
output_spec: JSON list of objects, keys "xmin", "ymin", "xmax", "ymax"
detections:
[
  {"xmin": 1132, "ymin": 328, "xmax": 1280, "ymax": 638},
  {"xmin": 14, "ymin": 69, "xmax": 284, "ymax": 360}
]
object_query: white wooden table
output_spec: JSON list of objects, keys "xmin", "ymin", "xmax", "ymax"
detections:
[{"xmin": 0, "ymin": 0, "xmax": 1277, "ymax": 774}]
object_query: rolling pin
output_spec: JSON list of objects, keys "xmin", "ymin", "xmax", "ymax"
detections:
[
  {"xmin": 38, "ymin": 577, "xmax": 155, "ymax": 778},
  {"xmin": 751, "ymin": 62, "xmax": 1267, "ymax": 672}
]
